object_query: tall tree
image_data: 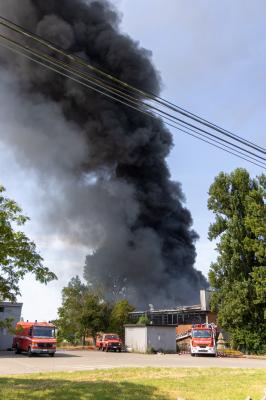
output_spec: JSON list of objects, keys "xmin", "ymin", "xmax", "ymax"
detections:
[
  {"xmin": 208, "ymin": 169, "xmax": 266, "ymax": 353},
  {"xmin": 0, "ymin": 185, "xmax": 56, "ymax": 301},
  {"xmin": 57, "ymin": 277, "xmax": 110, "ymax": 345}
]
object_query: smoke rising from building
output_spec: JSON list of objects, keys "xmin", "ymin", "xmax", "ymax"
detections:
[{"xmin": 0, "ymin": 0, "xmax": 207, "ymax": 307}]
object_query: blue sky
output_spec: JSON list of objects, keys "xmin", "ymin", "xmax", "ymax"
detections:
[
  {"xmin": 119, "ymin": 0, "xmax": 265, "ymax": 277},
  {"xmin": 0, "ymin": 0, "xmax": 265, "ymax": 321}
]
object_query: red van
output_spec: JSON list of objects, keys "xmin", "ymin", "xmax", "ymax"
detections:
[{"xmin": 13, "ymin": 321, "xmax": 56, "ymax": 357}]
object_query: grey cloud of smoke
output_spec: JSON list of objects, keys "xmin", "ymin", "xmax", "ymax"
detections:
[{"xmin": 0, "ymin": 0, "xmax": 207, "ymax": 307}]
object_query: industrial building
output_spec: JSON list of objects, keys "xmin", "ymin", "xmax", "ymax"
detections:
[
  {"xmin": 0, "ymin": 302, "xmax": 23, "ymax": 350},
  {"xmin": 128, "ymin": 290, "xmax": 216, "ymax": 336}
]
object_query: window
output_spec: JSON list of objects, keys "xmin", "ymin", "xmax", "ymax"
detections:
[
  {"xmin": 0, "ymin": 307, "xmax": 4, "ymax": 313},
  {"xmin": 32, "ymin": 327, "xmax": 55, "ymax": 338},
  {"xmin": 192, "ymin": 330, "xmax": 212, "ymax": 338},
  {"xmin": 104, "ymin": 335, "xmax": 119, "ymax": 340}
]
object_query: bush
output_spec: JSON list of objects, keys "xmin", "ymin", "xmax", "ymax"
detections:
[{"xmin": 137, "ymin": 315, "xmax": 150, "ymax": 325}]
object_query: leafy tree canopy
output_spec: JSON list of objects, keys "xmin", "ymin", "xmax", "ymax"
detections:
[
  {"xmin": 208, "ymin": 168, "xmax": 266, "ymax": 353},
  {"xmin": 0, "ymin": 185, "xmax": 56, "ymax": 301},
  {"xmin": 108, "ymin": 299, "xmax": 135, "ymax": 338},
  {"xmin": 57, "ymin": 276, "xmax": 110, "ymax": 345}
]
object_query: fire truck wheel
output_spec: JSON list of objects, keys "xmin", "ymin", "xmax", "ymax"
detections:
[
  {"xmin": 15, "ymin": 344, "xmax": 21, "ymax": 354},
  {"xmin": 27, "ymin": 347, "xmax": 33, "ymax": 357}
]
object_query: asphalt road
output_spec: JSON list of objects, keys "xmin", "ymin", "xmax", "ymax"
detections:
[{"xmin": 0, "ymin": 350, "xmax": 265, "ymax": 375}]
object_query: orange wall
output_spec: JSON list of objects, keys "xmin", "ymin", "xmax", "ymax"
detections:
[{"xmin": 176, "ymin": 324, "xmax": 192, "ymax": 335}]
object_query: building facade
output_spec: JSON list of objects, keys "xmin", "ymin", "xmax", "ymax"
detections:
[
  {"xmin": 125, "ymin": 325, "xmax": 177, "ymax": 353},
  {"xmin": 128, "ymin": 290, "xmax": 217, "ymax": 329},
  {"xmin": 0, "ymin": 302, "xmax": 23, "ymax": 350}
]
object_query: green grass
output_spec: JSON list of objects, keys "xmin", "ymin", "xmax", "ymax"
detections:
[{"xmin": 0, "ymin": 368, "xmax": 265, "ymax": 400}]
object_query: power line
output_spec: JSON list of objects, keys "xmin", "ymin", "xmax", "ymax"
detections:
[
  {"xmin": 1, "ymin": 28, "xmax": 264, "ymax": 168},
  {"xmin": 0, "ymin": 38, "xmax": 265, "ymax": 170},
  {"xmin": 0, "ymin": 36, "xmax": 265, "ymax": 170},
  {"xmin": 1, "ymin": 15, "xmax": 265, "ymax": 156},
  {"xmin": 1, "ymin": 31, "xmax": 265, "ymax": 168}
]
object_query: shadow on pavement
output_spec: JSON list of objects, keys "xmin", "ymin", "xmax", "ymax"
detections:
[
  {"xmin": 0, "ymin": 351, "xmax": 79, "ymax": 358},
  {"xmin": 0, "ymin": 377, "xmax": 168, "ymax": 399}
]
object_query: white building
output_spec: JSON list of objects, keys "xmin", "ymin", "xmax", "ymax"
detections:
[
  {"xmin": 0, "ymin": 302, "xmax": 23, "ymax": 350},
  {"xmin": 125, "ymin": 324, "xmax": 176, "ymax": 353}
]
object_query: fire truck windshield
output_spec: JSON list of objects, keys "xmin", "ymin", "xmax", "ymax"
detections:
[
  {"xmin": 32, "ymin": 327, "xmax": 55, "ymax": 338},
  {"xmin": 192, "ymin": 330, "xmax": 212, "ymax": 338}
]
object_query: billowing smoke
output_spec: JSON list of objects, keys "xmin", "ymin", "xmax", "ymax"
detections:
[{"xmin": 0, "ymin": 0, "xmax": 207, "ymax": 307}]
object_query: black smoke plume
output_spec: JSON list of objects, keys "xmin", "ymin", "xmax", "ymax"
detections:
[{"xmin": 0, "ymin": 0, "xmax": 207, "ymax": 307}]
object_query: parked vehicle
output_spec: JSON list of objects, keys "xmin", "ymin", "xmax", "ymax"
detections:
[
  {"xmin": 96, "ymin": 333, "xmax": 122, "ymax": 352},
  {"xmin": 13, "ymin": 321, "xmax": 56, "ymax": 357},
  {"xmin": 96, "ymin": 335, "xmax": 103, "ymax": 350},
  {"xmin": 190, "ymin": 323, "xmax": 217, "ymax": 356}
]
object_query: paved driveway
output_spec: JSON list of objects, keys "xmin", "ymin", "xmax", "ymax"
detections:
[{"xmin": 0, "ymin": 350, "xmax": 265, "ymax": 375}]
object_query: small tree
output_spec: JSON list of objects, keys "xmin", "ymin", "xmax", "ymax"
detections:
[
  {"xmin": 108, "ymin": 300, "xmax": 135, "ymax": 339},
  {"xmin": 56, "ymin": 276, "xmax": 86, "ymax": 344},
  {"xmin": 57, "ymin": 277, "xmax": 110, "ymax": 345},
  {"xmin": 0, "ymin": 185, "xmax": 56, "ymax": 301},
  {"xmin": 137, "ymin": 315, "xmax": 150, "ymax": 325},
  {"xmin": 208, "ymin": 169, "xmax": 266, "ymax": 353}
]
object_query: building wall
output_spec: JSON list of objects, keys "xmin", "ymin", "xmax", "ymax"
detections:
[
  {"xmin": 129, "ymin": 310, "xmax": 211, "ymax": 326},
  {"xmin": 125, "ymin": 325, "xmax": 176, "ymax": 353},
  {"xmin": 0, "ymin": 303, "xmax": 22, "ymax": 350},
  {"xmin": 147, "ymin": 326, "xmax": 176, "ymax": 353},
  {"xmin": 125, "ymin": 326, "xmax": 147, "ymax": 352}
]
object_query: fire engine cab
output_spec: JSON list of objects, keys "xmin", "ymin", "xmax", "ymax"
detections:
[
  {"xmin": 190, "ymin": 323, "xmax": 217, "ymax": 357},
  {"xmin": 13, "ymin": 321, "xmax": 56, "ymax": 357}
]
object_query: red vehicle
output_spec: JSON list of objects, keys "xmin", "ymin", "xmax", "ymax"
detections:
[
  {"xmin": 190, "ymin": 323, "xmax": 217, "ymax": 357},
  {"xmin": 96, "ymin": 333, "xmax": 122, "ymax": 352},
  {"xmin": 13, "ymin": 321, "xmax": 57, "ymax": 357}
]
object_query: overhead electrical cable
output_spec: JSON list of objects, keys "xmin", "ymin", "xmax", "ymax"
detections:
[
  {"xmin": 0, "ymin": 36, "xmax": 265, "ymax": 170},
  {"xmin": 0, "ymin": 25, "xmax": 265, "ymax": 168},
  {"xmin": 0, "ymin": 15, "xmax": 265, "ymax": 156},
  {"xmin": 0, "ymin": 38, "xmax": 265, "ymax": 170},
  {"xmin": 0, "ymin": 32, "xmax": 265, "ymax": 168}
]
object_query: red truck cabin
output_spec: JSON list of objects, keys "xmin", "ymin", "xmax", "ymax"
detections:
[
  {"xmin": 96, "ymin": 333, "xmax": 122, "ymax": 352},
  {"xmin": 13, "ymin": 321, "xmax": 56, "ymax": 357},
  {"xmin": 190, "ymin": 324, "xmax": 217, "ymax": 356}
]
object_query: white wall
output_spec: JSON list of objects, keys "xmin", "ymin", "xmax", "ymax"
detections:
[
  {"xmin": 0, "ymin": 303, "xmax": 22, "ymax": 350},
  {"xmin": 125, "ymin": 326, "xmax": 147, "ymax": 352},
  {"xmin": 125, "ymin": 325, "xmax": 177, "ymax": 353}
]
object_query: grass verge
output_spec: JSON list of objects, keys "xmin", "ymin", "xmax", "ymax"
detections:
[{"xmin": 0, "ymin": 367, "xmax": 265, "ymax": 399}]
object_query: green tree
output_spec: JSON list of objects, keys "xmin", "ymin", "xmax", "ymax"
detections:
[
  {"xmin": 208, "ymin": 168, "xmax": 266, "ymax": 353},
  {"xmin": 0, "ymin": 185, "xmax": 56, "ymax": 301},
  {"xmin": 108, "ymin": 300, "xmax": 135, "ymax": 338},
  {"xmin": 57, "ymin": 277, "xmax": 110, "ymax": 345},
  {"xmin": 137, "ymin": 315, "xmax": 150, "ymax": 325}
]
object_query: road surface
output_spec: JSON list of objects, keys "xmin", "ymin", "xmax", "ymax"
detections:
[{"xmin": 0, "ymin": 350, "xmax": 265, "ymax": 375}]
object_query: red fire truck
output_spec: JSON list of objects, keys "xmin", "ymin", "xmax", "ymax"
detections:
[
  {"xmin": 13, "ymin": 321, "xmax": 57, "ymax": 357},
  {"xmin": 190, "ymin": 324, "xmax": 217, "ymax": 356}
]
